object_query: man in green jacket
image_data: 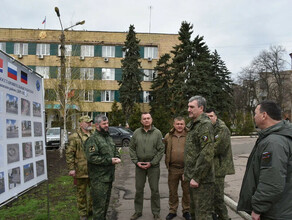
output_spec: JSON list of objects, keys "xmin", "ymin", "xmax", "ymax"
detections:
[
  {"xmin": 184, "ymin": 95, "xmax": 215, "ymax": 220},
  {"xmin": 66, "ymin": 115, "xmax": 93, "ymax": 220},
  {"xmin": 238, "ymin": 101, "xmax": 292, "ymax": 220},
  {"xmin": 206, "ymin": 108, "xmax": 235, "ymax": 220},
  {"xmin": 85, "ymin": 114, "xmax": 121, "ymax": 220},
  {"xmin": 129, "ymin": 112, "xmax": 164, "ymax": 220}
]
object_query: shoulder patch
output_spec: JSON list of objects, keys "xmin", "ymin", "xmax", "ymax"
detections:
[
  {"xmin": 261, "ymin": 151, "xmax": 272, "ymax": 167},
  {"xmin": 89, "ymin": 146, "xmax": 95, "ymax": 153},
  {"xmin": 202, "ymin": 136, "xmax": 208, "ymax": 142}
]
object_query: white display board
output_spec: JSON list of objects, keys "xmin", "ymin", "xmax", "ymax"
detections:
[{"xmin": 0, "ymin": 50, "xmax": 47, "ymax": 205}]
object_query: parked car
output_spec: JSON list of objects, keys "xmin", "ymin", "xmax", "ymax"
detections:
[
  {"xmin": 108, "ymin": 126, "xmax": 133, "ymax": 147},
  {"xmin": 46, "ymin": 127, "xmax": 61, "ymax": 148}
]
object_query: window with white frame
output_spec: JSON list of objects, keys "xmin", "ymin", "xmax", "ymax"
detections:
[
  {"xmin": 83, "ymin": 90, "xmax": 93, "ymax": 102},
  {"xmin": 0, "ymin": 42, "xmax": 6, "ymax": 52},
  {"xmin": 101, "ymin": 90, "xmax": 114, "ymax": 102},
  {"xmin": 36, "ymin": 44, "xmax": 50, "ymax": 55},
  {"xmin": 102, "ymin": 68, "xmax": 115, "ymax": 80},
  {"xmin": 14, "ymin": 43, "xmax": 28, "ymax": 55},
  {"xmin": 58, "ymin": 45, "xmax": 72, "ymax": 56},
  {"xmin": 143, "ymin": 91, "xmax": 151, "ymax": 103},
  {"xmin": 80, "ymin": 68, "xmax": 94, "ymax": 80},
  {"xmin": 58, "ymin": 67, "xmax": 71, "ymax": 79},
  {"xmin": 144, "ymin": 47, "xmax": 158, "ymax": 59},
  {"xmin": 102, "ymin": 46, "xmax": 115, "ymax": 57},
  {"xmin": 36, "ymin": 66, "xmax": 50, "ymax": 79},
  {"xmin": 81, "ymin": 45, "xmax": 94, "ymax": 57},
  {"xmin": 144, "ymin": 69, "xmax": 156, "ymax": 81}
]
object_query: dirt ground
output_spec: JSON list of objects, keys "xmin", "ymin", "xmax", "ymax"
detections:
[{"xmin": 46, "ymin": 149, "xmax": 68, "ymax": 181}]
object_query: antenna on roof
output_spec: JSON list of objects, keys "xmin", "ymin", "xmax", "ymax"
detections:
[{"xmin": 149, "ymin": 5, "xmax": 152, "ymax": 33}]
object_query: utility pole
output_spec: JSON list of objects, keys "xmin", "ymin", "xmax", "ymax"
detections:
[{"xmin": 54, "ymin": 7, "xmax": 85, "ymax": 152}]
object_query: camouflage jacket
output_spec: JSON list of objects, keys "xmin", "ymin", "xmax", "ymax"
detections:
[
  {"xmin": 184, "ymin": 113, "xmax": 215, "ymax": 183},
  {"xmin": 84, "ymin": 129, "xmax": 120, "ymax": 183},
  {"xmin": 66, "ymin": 129, "xmax": 91, "ymax": 178},
  {"xmin": 213, "ymin": 119, "xmax": 235, "ymax": 177}
]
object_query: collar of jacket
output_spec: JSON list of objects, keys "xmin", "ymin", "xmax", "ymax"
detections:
[
  {"xmin": 187, "ymin": 113, "xmax": 208, "ymax": 129},
  {"xmin": 78, "ymin": 128, "xmax": 91, "ymax": 137},
  {"xmin": 169, "ymin": 127, "xmax": 187, "ymax": 136},
  {"xmin": 258, "ymin": 120, "xmax": 292, "ymax": 141},
  {"xmin": 141, "ymin": 125, "xmax": 155, "ymax": 133}
]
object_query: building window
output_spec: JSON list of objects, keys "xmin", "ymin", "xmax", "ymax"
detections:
[
  {"xmin": 36, "ymin": 66, "xmax": 50, "ymax": 79},
  {"xmin": 58, "ymin": 67, "xmax": 71, "ymax": 79},
  {"xmin": 102, "ymin": 46, "xmax": 115, "ymax": 57},
  {"xmin": 81, "ymin": 45, "xmax": 94, "ymax": 57},
  {"xmin": 144, "ymin": 47, "xmax": 158, "ymax": 59},
  {"xmin": 14, "ymin": 43, "xmax": 28, "ymax": 55},
  {"xmin": 80, "ymin": 68, "xmax": 94, "ymax": 80},
  {"xmin": 101, "ymin": 90, "xmax": 114, "ymax": 102},
  {"xmin": 0, "ymin": 42, "xmax": 6, "ymax": 52},
  {"xmin": 83, "ymin": 90, "xmax": 93, "ymax": 102},
  {"xmin": 143, "ymin": 91, "xmax": 150, "ymax": 103},
  {"xmin": 58, "ymin": 45, "xmax": 72, "ymax": 56},
  {"xmin": 36, "ymin": 44, "xmax": 50, "ymax": 55},
  {"xmin": 144, "ymin": 69, "xmax": 156, "ymax": 81},
  {"xmin": 102, "ymin": 68, "xmax": 115, "ymax": 80}
]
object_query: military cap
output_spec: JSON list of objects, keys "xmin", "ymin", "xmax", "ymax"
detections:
[{"xmin": 79, "ymin": 115, "xmax": 93, "ymax": 123}]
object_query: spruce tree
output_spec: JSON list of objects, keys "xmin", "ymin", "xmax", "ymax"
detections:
[
  {"xmin": 118, "ymin": 25, "xmax": 143, "ymax": 122},
  {"xmin": 170, "ymin": 21, "xmax": 195, "ymax": 116},
  {"xmin": 209, "ymin": 50, "xmax": 233, "ymax": 114}
]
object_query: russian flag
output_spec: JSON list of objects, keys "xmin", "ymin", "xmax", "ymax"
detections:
[
  {"xmin": 0, "ymin": 58, "xmax": 3, "ymax": 73},
  {"xmin": 42, "ymin": 17, "xmax": 46, "ymax": 24},
  {"xmin": 21, "ymin": 71, "xmax": 28, "ymax": 84},
  {"xmin": 8, "ymin": 63, "xmax": 17, "ymax": 80}
]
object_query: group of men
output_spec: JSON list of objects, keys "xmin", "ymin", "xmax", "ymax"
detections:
[{"xmin": 66, "ymin": 95, "xmax": 292, "ymax": 220}]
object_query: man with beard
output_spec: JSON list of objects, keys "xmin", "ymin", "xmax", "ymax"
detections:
[
  {"xmin": 85, "ymin": 114, "xmax": 121, "ymax": 220},
  {"xmin": 66, "ymin": 115, "xmax": 93, "ymax": 220}
]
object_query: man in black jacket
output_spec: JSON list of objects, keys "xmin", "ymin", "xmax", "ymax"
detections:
[{"xmin": 237, "ymin": 101, "xmax": 292, "ymax": 220}]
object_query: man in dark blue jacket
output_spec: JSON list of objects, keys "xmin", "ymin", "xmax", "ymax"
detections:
[{"xmin": 238, "ymin": 101, "xmax": 292, "ymax": 220}]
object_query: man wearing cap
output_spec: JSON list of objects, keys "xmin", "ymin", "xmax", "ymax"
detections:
[{"xmin": 66, "ymin": 115, "xmax": 93, "ymax": 220}]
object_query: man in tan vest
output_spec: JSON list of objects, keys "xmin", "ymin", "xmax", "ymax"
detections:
[{"xmin": 164, "ymin": 117, "xmax": 191, "ymax": 220}]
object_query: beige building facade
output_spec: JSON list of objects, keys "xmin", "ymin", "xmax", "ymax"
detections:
[{"xmin": 0, "ymin": 28, "xmax": 179, "ymax": 129}]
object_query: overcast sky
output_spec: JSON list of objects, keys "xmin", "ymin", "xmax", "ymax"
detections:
[{"xmin": 1, "ymin": 0, "xmax": 292, "ymax": 80}]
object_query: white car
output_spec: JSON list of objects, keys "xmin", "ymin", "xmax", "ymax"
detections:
[{"xmin": 46, "ymin": 127, "xmax": 61, "ymax": 147}]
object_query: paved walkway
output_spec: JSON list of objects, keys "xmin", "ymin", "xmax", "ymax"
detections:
[{"xmin": 110, "ymin": 144, "xmax": 253, "ymax": 220}]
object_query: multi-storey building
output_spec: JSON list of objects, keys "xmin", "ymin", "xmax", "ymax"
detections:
[{"xmin": 0, "ymin": 28, "xmax": 179, "ymax": 129}]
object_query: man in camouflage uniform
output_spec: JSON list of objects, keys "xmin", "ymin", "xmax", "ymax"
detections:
[
  {"xmin": 66, "ymin": 115, "xmax": 93, "ymax": 220},
  {"xmin": 164, "ymin": 117, "xmax": 191, "ymax": 220},
  {"xmin": 206, "ymin": 108, "xmax": 235, "ymax": 220},
  {"xmin": 84, "ymin": 114, "xmax": 121, "ymax": 220},
  {"xmin": 184, "ymin": 95, "xmax": 215, "ymax": 220}
]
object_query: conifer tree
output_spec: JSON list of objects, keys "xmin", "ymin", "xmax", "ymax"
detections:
[{"xmin": 118, "ymin": 25, "xmax": 143, "ymax": 122}]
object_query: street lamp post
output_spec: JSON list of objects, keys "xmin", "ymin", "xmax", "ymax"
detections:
[{"xmin": 54, "ymin": 7, "xmax": 85, "ymax": 150}]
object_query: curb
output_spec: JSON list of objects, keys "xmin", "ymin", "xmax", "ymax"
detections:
[{"xmin": 224, "ymin": 195, "xmax": 251, "ymax": 220}]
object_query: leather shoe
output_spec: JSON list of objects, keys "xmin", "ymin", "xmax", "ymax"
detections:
[
  {"xmin": 130, "ymin": 212, "xmax": 142, "ymax": 220},
  {"xmin": 183, "ymin": 212, "xmax": 192, "ymax": 220},
  {"xmin": 166, "ymin": 213, "xmax": 177, "ymax": 220}
]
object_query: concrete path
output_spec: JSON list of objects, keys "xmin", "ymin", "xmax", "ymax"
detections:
[{"xmin": 109, "ymin": 136, "xmax": 257, "ymax": 220}]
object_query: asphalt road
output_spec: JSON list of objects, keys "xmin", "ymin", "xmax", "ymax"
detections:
[{"xmin": 110, "ymin": 136, "xmax": 257, "ymax": 220}]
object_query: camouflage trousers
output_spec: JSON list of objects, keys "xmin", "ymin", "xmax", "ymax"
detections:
[
  {"xmin": 134, "ymin": 166, "xmax": 160, "ymax": 215},
  {"xmin": 214, "ymin": 176, "xmax": 229, "ymax": 220},
  {"xmin": 168, "ymin": 167, "xmax": 190, "ymax": 214},
  {"xmin": 189, "ymin": 182, "xmax": 214, "ymax": 220},
  {"xmin": 90, "ymin": 178, "xmax": 113, "ymax": 220},
  {"xmin": 76, "ymin": 178, "xmax": 92, "ymax": 217}
]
